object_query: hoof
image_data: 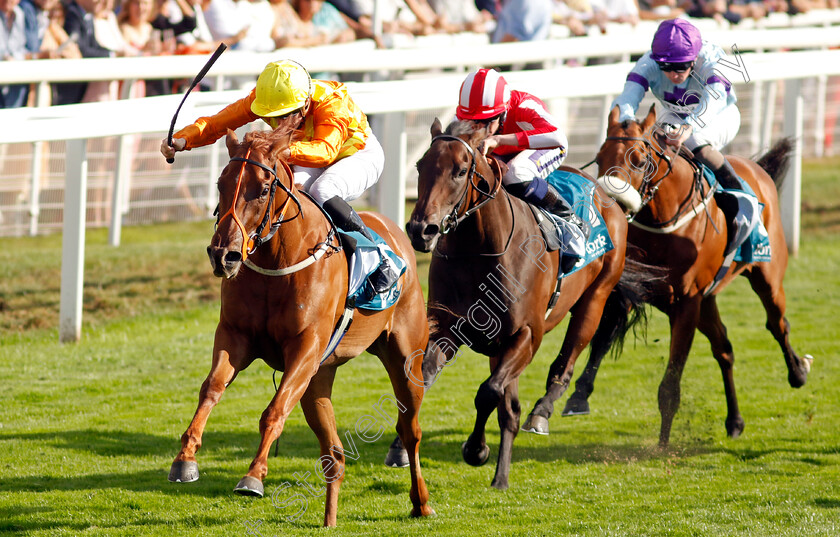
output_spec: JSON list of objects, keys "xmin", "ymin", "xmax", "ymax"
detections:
[
  {"xmin": 788, "ymin": 354, "xmax": 814, "ymax": 388},
  {"xmin": 561, "ymin": 396, "xmax": 590, "ymax": 417},
  {"xmin": 461, "ymin": 441, "xmax": 490, "ymax": 467},
  {"xmin": 490, "ymin": 478, "xmax": 509, "ymax": 490},
  {"xmin": 168, "ymin": 460, "xmax": 199, "ymax": 483},
  {"xmin": 411, "ymin": 505, "xmax": 436, "ymax": 517},
  {"xmin": 521, "ymin": 414, "xmax": 550, "ymax": 435},
  {"xmin": 726, "ymin": 417, "xmax": 745, "ymax": 439},
  {"xmin": 384, "ymin": 446, "xmax": 410, "ymax": 468},
  {"xmin": 233, "ymin": 476, "xmax": 264, "ymax": 497}
]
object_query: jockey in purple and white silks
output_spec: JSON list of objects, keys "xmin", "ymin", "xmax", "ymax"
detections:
[{"xmin": 612, "ymin": 18, "xmax": 760, "ymax": 258}]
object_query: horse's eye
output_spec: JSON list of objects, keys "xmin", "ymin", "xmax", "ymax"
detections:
[
  {"xmin": 261, "ymin": 185, "xmax": 270, "ymax": 198},
  {"xmin": 457, "ymin": 167, "xmax": 468, "ymax": 178}
]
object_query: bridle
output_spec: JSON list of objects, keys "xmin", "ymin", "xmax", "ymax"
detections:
[
  {"xmin": 429, "ymin": 134, "xmax": 516, "ymax": 258},
  {"xmin": 216, "ymin": 148, "xmax": 303, "ymax": 262},
  {"xmin": 433, "ymin": 135, "xmax": 501, "ymax": 234},
  {"xmin": 604, "ymin": 131, "xmax": 711, "ymax": 231},
  {"xmin": 603, "ymin": 134, "xmax": 674, "ymax": 221}
]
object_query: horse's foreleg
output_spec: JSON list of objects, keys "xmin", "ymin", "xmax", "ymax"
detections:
[
  {"xmin": 463, "ymin": 327, "xmax": 536, "ymax": 487},
  {"xmin": 697, "ymin": 296, "xmax": 744, "ymax": 438},
  {"xmin": 170, "ymin": 327, "xmax": 246, "ymax": 483},
  {"xmin": 235, "ymin": 338, "xmax": 321, "ymax": 497},
  {"xmin": 378, "ymin": 331, "xmax": 434, "ymax": 518},
  {"xmin": 746, "ymin": 269, "xmax": 811, "ymax": 388},
  {"xmin": 299, "ymin": 366, "xmax": 343, "ymax": 527},
  {"xmin": 492, "ymin": 379, "xmax": 521, "ymax": 490},
  {"xmin": 658, "ymin": 299, "xmax": 701, "ymax": 447}
]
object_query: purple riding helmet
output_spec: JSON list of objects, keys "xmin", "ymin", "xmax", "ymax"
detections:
[{"xmin": 650, "ymin": 19, "xmax": 702, "ymax": 63}]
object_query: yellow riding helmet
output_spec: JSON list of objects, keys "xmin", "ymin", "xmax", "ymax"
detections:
[{"xmin": 250, "ymin": 60, "xmax": 312, "ymax": 118}]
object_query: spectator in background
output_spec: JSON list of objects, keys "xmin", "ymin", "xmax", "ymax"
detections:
[
  {"xmin": 592, "ymin": 0, "xmax": 640, "ymax": 26},
  {"xmin": 553, "ymin": 0, "xmax": 597, "ymax": 36},
  {"xmin": 203, "ymin": 0, "xmax": 250, "ymax": 48},
  {"xmin": 637, "ymin": 0, "xmax": 684, "ymax": 19},
  {"xmin": 37, "ymin": 0, "xmax": 81, "ymax": 60},
  {"xmin": 175, "ymin": 0, "xmax": 217, "ymax": 53},
  {"xmin": 151, "ymin": 0, "xmax": 198, "ymax": 40},
  {"xmin": 492, "ymin": 0, "xmax": 552, "ymax": 43},
  {"xmin": 727, "ymin": 0, "xmax": 766, "ymax": 19},
  {"xmin": 683, "ymin": 0, "xmax": 742, "ymax": 24},
  {"xmin": 56, "ymin": 0, "xmax": 116, "ymax": 104},
  {"xmin": 237, "ymin": 0, "xmax": 277, "ymax": 52},
  {"xmin": 293, "ymin": 0, "xmax": 355, "ymax": 44},
  {"xmin": 426, "ymin": 0, "xmax": 493, "ymax": 33},
  {"xmin": 1, "ymin": 0, "xmax": 30, "ymax": 108},
  {"xmin": 324, "ymin": 0, "xmax": 382, "ymax": 44}
]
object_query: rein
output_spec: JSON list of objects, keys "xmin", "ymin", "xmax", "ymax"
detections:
[
  {"xmin": 218, "ymin": 151, "xmax": 338, "ymax": 276},
  {"xmin": 605, "ymin": 134, "xmax": 709, "ymax": 232},
  {"xmin": 430, "ymin": 134, "xmax": 516, "ymax": 258}
]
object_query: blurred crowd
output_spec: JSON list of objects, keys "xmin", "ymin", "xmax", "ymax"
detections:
[{"xmin": 2, "ymin": 0, "xmax": 839, "ymax": 108}]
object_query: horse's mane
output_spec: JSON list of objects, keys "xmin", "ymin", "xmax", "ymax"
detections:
[
  {"xmin": 241, "ymin": 124, "xmax": 300, "ymax": 158},
  {"xmin": 445, "ymin": 120, "xmax": 480, "ymax": 137}
]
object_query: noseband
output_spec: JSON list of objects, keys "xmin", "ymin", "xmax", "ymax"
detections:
[
  {"xmin": 603, "ymin": 134, "xmax": 674, "ymax": 219},
  {"xmin": 432, "ymin": 135, "xmax": 499, "ymax": 234},
  {"xmin": 216, "ymin": 150, "xmax": 302, "ymax": 262}
]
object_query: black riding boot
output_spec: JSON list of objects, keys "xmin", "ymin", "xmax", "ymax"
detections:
[
  {"xmin": 694, "ymin": 146, "xmax": 760, "ymax": 256},
  {"xmin": 322, "ymin": 196, "xmax": 399, "ymax": 294},
  {"xmin": 507, "ymin": 178, "xmax": 589, "ymax": 273}
]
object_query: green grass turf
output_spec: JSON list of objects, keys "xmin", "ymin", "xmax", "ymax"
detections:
[{"xmin": 0, "ymin": 158, "xmax": 838, "ymax": 536}]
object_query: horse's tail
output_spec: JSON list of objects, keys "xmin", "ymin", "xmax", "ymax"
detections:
[
  {"xmin": 589, "ymin": 249, "xmax": 666, "ymax": 361},
  {"xmin": 755, "ymin": 137, "xmax": 794, "ymax": 191}
]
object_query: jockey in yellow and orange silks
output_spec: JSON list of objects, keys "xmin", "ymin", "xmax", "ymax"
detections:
[{"xmin": 161, "ymin": 59, "xmax": 398, "ymax": 293}]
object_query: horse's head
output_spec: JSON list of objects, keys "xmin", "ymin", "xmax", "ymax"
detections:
[
  {"xmin": 207, "ymin": 127, "xmax": 297, "ymax": 279},
  {"xmin": 406, "ymin": 118, "xmax": 500, "ymax": 252},
  {"xmin": 595, "ymin": 105, "xmax": 671, "ymax": 215}
]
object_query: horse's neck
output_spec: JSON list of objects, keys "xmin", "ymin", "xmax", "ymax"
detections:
[
  {"xmin": 251, "ymin": 186, "xmax": 330, "ymax": 269},
  {"xmin": 448, "ymin": 190, "xmax": 514, "ymax": 255},
  {"xmin": 644, "ymin": 156, "xmax": 698, "ymax": 224}
]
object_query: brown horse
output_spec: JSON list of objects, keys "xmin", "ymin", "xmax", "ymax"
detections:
[
  {"xmin": 403, "ymin": 118, "xmax": 647, "ymax": 490},
  {"xmin": 167, "ymin": 126, "xmax": 434, "ymax": 526},
  {"xmin": 555, "ymin": 105, "xmax": 813, "ymax": 446}
]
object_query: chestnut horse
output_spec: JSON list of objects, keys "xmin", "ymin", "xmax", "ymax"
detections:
[
  {"xmin": 167, "ymin": 126, "xmax": 433, "ymax": 526},
  {"xmin": 557, "ymin": 105, "xmax": 813, "ymax": 446},
  {"xmin": 403, "ymin": 118, "xmax": 645, "ymax": 490}
]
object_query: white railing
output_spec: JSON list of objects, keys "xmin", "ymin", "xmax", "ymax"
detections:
[{"xmin": 2, "ymin": 33, "xmax": 839, "ymax": 342}]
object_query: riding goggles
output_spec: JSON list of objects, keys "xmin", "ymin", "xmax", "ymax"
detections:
[{"xmin": 657, "ymin": 61, "xmax": 694, "ymax": 73}]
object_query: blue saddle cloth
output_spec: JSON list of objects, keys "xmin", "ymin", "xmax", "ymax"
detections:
[
  {"xmin": 545, "ymin": 170, "xmax": 615, "ymax": 276},
  {"xmin": 700, "ymin": 166, "xmax": 771, "ymax": 263},
  {"xmin": 340, "ymin": 229, "xmax": 406, "ymax": 311}
]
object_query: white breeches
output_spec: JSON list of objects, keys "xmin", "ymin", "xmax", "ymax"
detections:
[
  {"xmin": 500, "ymin": 147, "xmax": 568, "ymax": 185},
  {"xmin": 660, "ymin": 105, "xmax": 741, "ymax": 151},
  {"xmin": 292, "ymin": 132, "xmax": 385, "ymax": 205}
]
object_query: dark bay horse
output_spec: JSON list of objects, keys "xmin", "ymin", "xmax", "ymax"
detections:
[
  {"xmin": 167, "ymin": 126, "xmax": 434, "ymax": 526},
  {"xmin": 403, "ymin": 118, "xmax": 643, "ymax": 489},
  {"xmin": 558, "ymin": 105, "xmax": 813, "ymax": 446}
]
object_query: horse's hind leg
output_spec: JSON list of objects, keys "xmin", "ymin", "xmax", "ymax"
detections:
[
  {"xmin": 299, "ymin": 366, "xmax": 345, "ymax": 527},
  {"xmin": 746, "ymin": 267, "xmax": 811, "ymax": 388},
  {"xmin": 377, "ymin": 333, "xmax": 434, "ymax": 517},
  {"xmin": 169, "ymin": 327, "xmax": 247, "ymax": 483},
  {"xmin": 697, "ymin": 296, "xmax": 744, "ymax": 438}
]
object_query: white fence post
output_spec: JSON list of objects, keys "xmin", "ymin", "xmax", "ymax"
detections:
[
  {"xmin": 781, "ymin": 79, "xmax": 803, "ymax": 257},
  {"xmin": 59, "ymin": 139, "xmax": 88, "ymax": 343},
  {"xmin": 376, "ymin": 112, "xmax": 407, "ymax": 227},
  {"xmin": 109, "ymin": 134, "xmax": 133, "ymax": 246}
]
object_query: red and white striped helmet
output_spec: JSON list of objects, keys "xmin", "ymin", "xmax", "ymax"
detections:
[{"xmin": 456, "ymin": 68, "xmax": 511, "ymax": 121}]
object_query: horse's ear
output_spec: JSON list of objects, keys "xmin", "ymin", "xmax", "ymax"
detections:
[
  {"xmin": 641, "ymin": 104, "xmax": 657, "ymax": 132},
  {"xmin": 225, "ymin": 129, "xmax": 239, "ymax": 157},
  {"xmin": 608, "ymin": 106, "xmax": 620, "ymax": 128},
  {"xmin": 430, "ymin": 118, "xmax": 443, "ymax": 138}
]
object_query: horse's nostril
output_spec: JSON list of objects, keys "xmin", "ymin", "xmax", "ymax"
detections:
[
  {"xmin": 423, "ymin": 224, "xmax": 439, "ymax": 237},
  {"xmin": 224, "ymin": 251, "xmax": 242, "ymax": 264}
]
